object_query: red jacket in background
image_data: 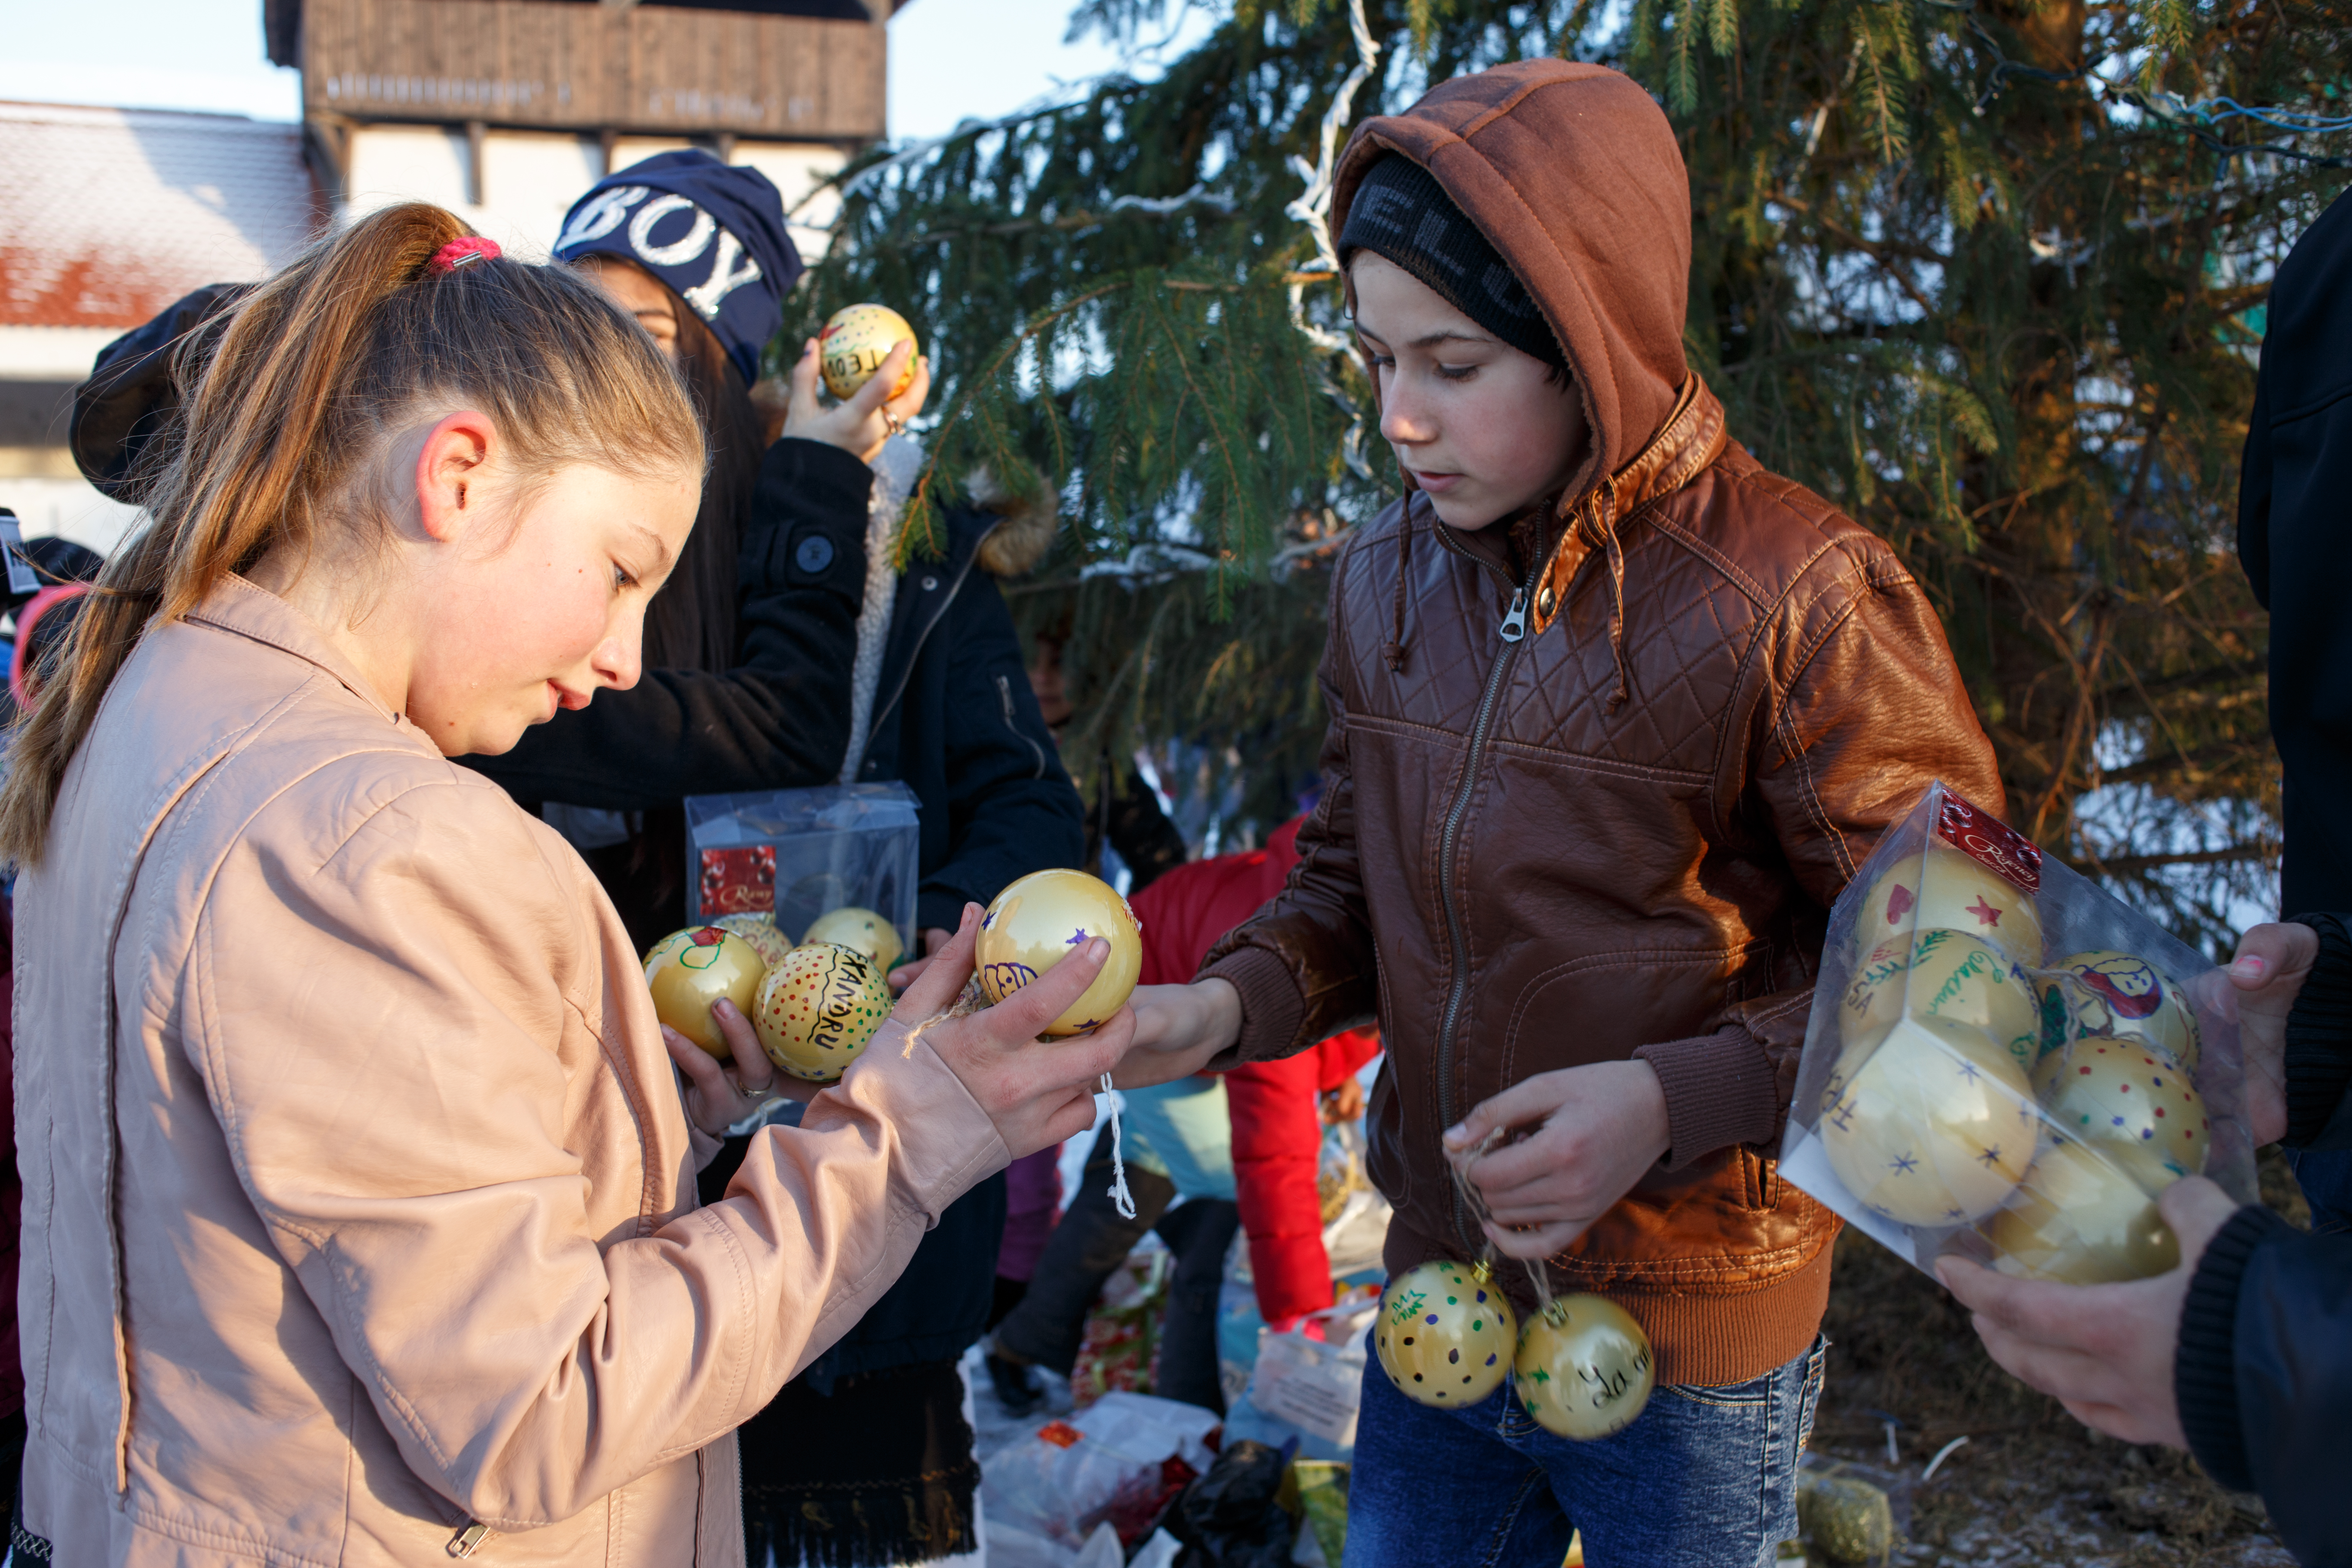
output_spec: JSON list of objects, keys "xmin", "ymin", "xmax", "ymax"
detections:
[{"xmin": 1130, "ymin": 818, "xmax": 1380, "ymax": 1326}]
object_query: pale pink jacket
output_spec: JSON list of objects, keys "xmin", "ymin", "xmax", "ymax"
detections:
[{"xmin": 11, "ymin": 577, "xmax": 1006, "ymax": 1565}]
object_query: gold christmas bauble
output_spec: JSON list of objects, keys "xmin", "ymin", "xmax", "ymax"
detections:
[
  {"xmin": 2030, "ymin": 1038, "xmax": 2208, "ymax": 1190},
  {"xmin": 1981, "ymin": 1136, "xmax": 2180, "ymax": 1283},
  {"xmin": 1511, "ymin": 1295, "xmax": 1655, "ymax": 1441},
  {"xmin": 711, "ymin": 913, "xmax": 794, "ymax": 969},
  {"xmin": 1853, "ymin": 844, "xmax": 2044, "ymax": 968},
  {"xmin": 753, "ymin": 943, "xmax": 895, "ymax": 1083},
  {"xmin": 2046, "ymin": 950, "xmax": 2200, "ymax": 1077},
  {"xmin": 819, "ymin": 304, "xmax": 919, "ymax": 401},
  {"xmin": 1374, "ymin": 1260, "xmax": 1517, "ymax": 1407},
  {"xmin": 800, "ymin": 906, "xmax": 905, "ymax": 972},
  {"xmin": 1838, "ymin": 927, "xmax": 2041, "ymax": 1071},
  {"xmin": 1820, "ymin": 1013, "xmax": 2040, "ymax": 1228},
  {"xmin": 975, "ymin": 869, "xmax": 1143, "ymax": 1037},
  {"xmin": 643, "ymin": 926, "xmax": 767, "ymax": 1057}
]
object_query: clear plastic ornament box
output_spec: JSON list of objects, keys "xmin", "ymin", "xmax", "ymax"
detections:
[
  {"xmin": 1779, "ymin": 781, "xmax": 2257, "ymax": 1282},
  {"xmin": 682, "ymin": 781, "xmax": 919, "ymax": 954}
]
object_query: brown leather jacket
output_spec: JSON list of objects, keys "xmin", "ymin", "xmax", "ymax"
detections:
[{"xmin": 1200, "ymin": 62, "xmax": 2003, "ymax": 1387}]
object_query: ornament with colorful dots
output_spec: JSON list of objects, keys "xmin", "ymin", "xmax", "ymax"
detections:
[{"xmin": 1374, "ymin": 1259, "xmax": 1517, "ymax": 1407}]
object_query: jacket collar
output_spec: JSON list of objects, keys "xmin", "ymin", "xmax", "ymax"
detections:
[
  {"xmin": 183, "ymin": 575, "xmax": 406, "ymax": 726},
  {"xmin": 1527, "ymin": 373, "xmax": 1727, "ymax": 641}
]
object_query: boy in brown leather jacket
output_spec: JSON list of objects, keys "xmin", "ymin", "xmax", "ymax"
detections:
[{"xmin": 1124, "ymin": 59, "xmax": 2002, "ymax": 1565}]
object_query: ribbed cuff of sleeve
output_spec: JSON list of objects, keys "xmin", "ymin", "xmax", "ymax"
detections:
[
  {"xmin": 2282, "ymin": 913, "xmax": 2352, "ymax": 1148},
  {"xmin": 1633, "ymin": 1026, "xmax": 1782, "ymax": 1171},
  {"xmin": 1199, "ymin": 946, "xmax": 1307, "ymax": 1066},
  {"xmin": 2176, "ymin": 1203, "xmax": 2297, "ymax": 1491}
]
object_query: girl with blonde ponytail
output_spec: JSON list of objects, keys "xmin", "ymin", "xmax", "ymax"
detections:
[{"xmin": 4, "ymin": 205, "xmax": 1133, "ymax": 1567}]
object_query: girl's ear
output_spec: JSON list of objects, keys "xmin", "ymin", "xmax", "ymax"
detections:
[{"xmin": 414, "ymin": 411, "xmax": 497, "ymax": 544}]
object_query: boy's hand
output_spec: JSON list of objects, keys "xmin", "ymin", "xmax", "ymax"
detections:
[
  {"xmin": 1445, "ymin": 1061, "xmax": 1671, "ymax": 1259},
  {"xmin": 890, "ymin": 903, "xmax": 1132, "ymax": 1159},
  {"xmin": 2212, "ymin": 921, "xmax": 2314, "ymax": 1146},
  {"xmin": 1112, "ymin": 979, "xmax": 1243, "ymax": 1088},
  {"xmin": 1934, "ymin": 1176, "xmax": 2240, "ymax": 1446}
]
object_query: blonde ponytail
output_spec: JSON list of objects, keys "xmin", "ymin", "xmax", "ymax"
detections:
[{"xmin": 0, "ymin": 204, "xmax": 704, "ymax": 864}]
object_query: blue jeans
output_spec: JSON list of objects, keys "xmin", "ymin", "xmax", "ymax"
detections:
[{"xmin": 1344, "ymin": 1330, "xmax": 1826, "ymax": 1568}]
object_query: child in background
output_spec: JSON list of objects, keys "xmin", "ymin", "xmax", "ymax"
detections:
[
  {"xmin": 1124, "ymin": 61, "xmax": 2001, "ymax": 1565},
  {"xmin": 989, "ymin": 817, "xmax": 1379, "ymax": 1415},
  {"xmin": 0, "ymin": 205, "xmax": 1127, "ymax": 1566}
]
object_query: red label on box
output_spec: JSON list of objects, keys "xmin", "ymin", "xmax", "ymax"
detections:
[
  {"xmin": 698, "ymin": 846, "xmax": 775, "ymax": 916},
  {"xmin": 1036, "ymin": 1421, "xmax": 1082, "ymax": 1450},
  {"xmin": 1935, "ymin": 787, "xmax": 2041, "ymax": 893}
]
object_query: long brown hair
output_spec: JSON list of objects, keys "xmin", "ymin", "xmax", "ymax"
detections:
[
  {"xmin": 0, "ymin": 202, "xmax": 705, "ymax": 864},
  {"xmin": 637, "ymin": 295, "xmax": 763, "ymax": 674}
]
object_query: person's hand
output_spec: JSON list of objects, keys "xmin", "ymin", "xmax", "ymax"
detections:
[
  {"xmin": 1444, "ymin": 1060, "xmax": 1671, "ymax": 1260},
  {"xmin": 885, "ymin": 926, "xmax": 956, "ymax": 994},
  {"xmin": 889, "ymin": 903, "xmax": 1133, "ymax": 1159},
  {"xmin": 664, "ymin": 999, "xmax": 790, "ymax": 1137},
  {"xmin": 1112, "ymin": 979, "xmax": 1243, "ymax": 1088},
  {"xmin": 2220, "ymin": 921, "xmax": 2315, "ymax": 1146},
  {"xmin": 776, "ymin": 336, "xmax": 931, "ymax": 462},
  {"xmin": 1323, "ymin": 1075, "xmax": 1366, "ymax": 1124},
  {"xmin": 1935, "ymin": 1176, "xmax": 2241, "ymax": 1446}
]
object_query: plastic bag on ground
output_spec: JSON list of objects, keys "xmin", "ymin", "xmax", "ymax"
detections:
[{"xmin": 980, "ymin": 1390, "xmax": 1222, "ymax": 1550}]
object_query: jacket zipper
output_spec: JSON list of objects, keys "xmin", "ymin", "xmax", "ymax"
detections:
[{"xmin": 1431, "ymin": 556, "xmax": 1548, "ymax": 1252}]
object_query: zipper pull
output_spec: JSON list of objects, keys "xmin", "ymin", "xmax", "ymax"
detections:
[
  {"xmin": 1499, "ymin": 587, "xmax": 1529, "ymax": 644},
  {"xmin": 448, "ymin": 1522, "xmax": 493, "ymax": 1558}
]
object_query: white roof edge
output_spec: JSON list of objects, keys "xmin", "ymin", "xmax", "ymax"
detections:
[{"xmin": 0, "ymin": 100, "xmax": 299, "ymax": 132}]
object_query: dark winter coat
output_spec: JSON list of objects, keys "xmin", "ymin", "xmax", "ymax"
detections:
[
  {"xmin": 2238, "ymin": 186, "xmax": 2352, "ymax": 913},
  {"xmin": 2175, "ymin": 913, "xmax": 2352, "ymax": 1568}
]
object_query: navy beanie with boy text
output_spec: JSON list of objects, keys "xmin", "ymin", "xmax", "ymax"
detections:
[{"xmin": 554, "ymin": 149, "xmax": 804, "ymax": 389}]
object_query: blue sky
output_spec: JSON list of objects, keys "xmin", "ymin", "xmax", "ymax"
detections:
[{"xmin": 0, "ymin": 0, "xmax": 1203, "ymax": 143}]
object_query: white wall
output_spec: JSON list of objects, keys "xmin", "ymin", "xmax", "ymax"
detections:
[{"xmin": 341, "ymin": 127, "xmax": 845, "ymax": 263}]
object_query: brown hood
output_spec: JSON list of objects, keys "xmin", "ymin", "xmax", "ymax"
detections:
[{"xmin": 1332, "ymin": 61, "xmax": 1690, "ymax": 505}]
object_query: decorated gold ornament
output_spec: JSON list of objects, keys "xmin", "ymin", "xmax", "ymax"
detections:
[
  {"xmin": 2030, "ymin": 1038, "xmax": 2208, "ymax": 1190},
  {"xmin": 975, "ymin": 869, "xmax": 1143, "ymax": 1036},
  {"xmin": 819, "ymin": 304, "xmax": 919, "ymax": 401},
  {"xmin": 753, "ymin": 943, "xmax": 894, "ymax": 1082},
  {"xmin": 801, "ymin": 905, "xmax": 906, "ymax": 972},
  {"xmin": 1374, "ymin": 1260, "xmax": 1517, "ymax": 1407},
  {"xmin": 1838, "ymin": 927, "xmax": 2042, "ymax": 1069},
  {"xmin": 1511, "ymin": 1294, "xmax": 1655, "ymax": 1440},
  {"xmin": 1821, "ymin": 1013, "xmax": 2040, "ymax": 1227},
  {"xmin": 1981, "ymin": 1136, "xmax": 2180, "ymax": 1283},
  {"xmin": 711, "ymin": 913, "xmax": 794, "ymax": 969},
  {"xmin": 1854, "ymin": 843, "xmax": 2044, "ymax": 967},
  {"xmin": 643, "ymin": 926, "xmax": 767, "ymax": 1057},
  {"xmin": 2046, "ymin": 950, "xmax": 2200, "ymax": 1077}
]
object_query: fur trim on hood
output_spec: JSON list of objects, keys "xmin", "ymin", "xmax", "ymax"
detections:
[{"xmin": 968, "ymin": 466, "xmax": 1061, "ymax": 578}]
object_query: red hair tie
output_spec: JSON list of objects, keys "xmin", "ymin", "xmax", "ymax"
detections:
[
  {"xmin": 427, "ymin": 236, "xmax": 502, "ymax": 275},
  {"xmin": 12, "ymin": 582, "xmax": 92, "ymax": 708}
]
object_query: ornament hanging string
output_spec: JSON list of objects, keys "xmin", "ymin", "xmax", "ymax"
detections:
[{"xmin": 1445, "ymin": 1126, "xmax": 1556, "ymax": 1315}]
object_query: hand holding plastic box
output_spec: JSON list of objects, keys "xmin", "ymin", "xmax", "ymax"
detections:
[{"xmin": 1779, "ymin": 781, "xmax": 2256, "ymax": 1283}]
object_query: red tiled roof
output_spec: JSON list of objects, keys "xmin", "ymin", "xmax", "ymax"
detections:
[{"xmin": 0, "ymin": 102, "xmax": 323, "ymax": 329}]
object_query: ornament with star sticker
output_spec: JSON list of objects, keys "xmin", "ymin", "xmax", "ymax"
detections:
[
  {"xmin": 1820, "ymin": 1012, "xmax": 2040, "ymax": 1227},
  {"xmin": 1854, "ymin": 842, "xmax": 2045, "ymax": 968},
  {"xmin": 974, "ymin": 868, "xmax": 1144, "ymax": 1037},
  {"xmin": 1510, "ymin": 1293, "xmax": 1654, "ymax": 1440}
]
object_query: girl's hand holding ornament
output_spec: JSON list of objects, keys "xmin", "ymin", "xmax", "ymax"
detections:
[
  {"xmin": 899, "ymin": 903, "xmax": 1136, "ymax": 1159},
  {"xmin": 664, "ymin": 999, "xmax": 797, "ymax": 1136},
  {"xmin": 1443, "ymin": 1060, "xmax": 1671, "ymax": 1259},
  {"xmin": 777, "ymin": 335, "xmax": 929, "ymax": 463}
]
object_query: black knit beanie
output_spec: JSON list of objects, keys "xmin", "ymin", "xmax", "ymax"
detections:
[{"xmin": 1338, "ymin": 155, "xmax": 1563, "ymax": 366}]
